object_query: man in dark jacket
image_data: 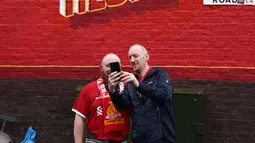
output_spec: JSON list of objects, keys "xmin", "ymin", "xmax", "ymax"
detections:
[{"xmin": 108, "ymin": 44, "xmax": 176, "ymax": 143}]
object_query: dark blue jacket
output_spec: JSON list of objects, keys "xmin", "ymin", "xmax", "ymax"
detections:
[{"xmin": 109, "ymin": 68, "xmax": 176, "ymax": 143}]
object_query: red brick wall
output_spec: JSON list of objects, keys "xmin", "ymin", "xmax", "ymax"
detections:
[
  {"xmin": 0, "ymin": 0, "xmax": 255, "ymax": 81},
  {"xmin": 1, "ymin": 1, "xmax": 255, "ymax": 143}
]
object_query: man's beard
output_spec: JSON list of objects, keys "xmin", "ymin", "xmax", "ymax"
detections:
[{"xmin": 102, "ymin": 72, "xmax": 108, "ymax": 86}]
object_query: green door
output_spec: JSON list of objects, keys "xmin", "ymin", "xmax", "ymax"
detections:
[{"xmin": 173, "ymin": 88, "xmax": 205, "ymax": 143}]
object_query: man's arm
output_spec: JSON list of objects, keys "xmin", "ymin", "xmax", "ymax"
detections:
[
  {"xmin": 73, "ymin": 114, "xmax": 85, "ymax": 143},
  {"xmin": 109, "ymin": 86, "xmax": 131, "ymax": 111},
  {"xmin": 108, "ymin": 71, "xmax": 131, "ymax": 111},
  {"xmin": 137, "ymin": 71, "xmax": 172, "ymax": 103}
]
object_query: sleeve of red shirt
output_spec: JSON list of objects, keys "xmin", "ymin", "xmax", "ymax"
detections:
[{"xmin": 72, "ymin": 86, "xmax": 91, "ymax": 118}]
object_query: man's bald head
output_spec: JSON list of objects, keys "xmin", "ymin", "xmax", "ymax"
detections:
[
  {"xmin": 101, "ymin": 53, "xmax": 121, "ymax": 66},
  {"xmin": 128, "ymin": 44, "xmax": 150, "ymax": 74},
  {"xmin": 129, "ymin": 44, "xmax": 148, "ymax": 56},
  {"xmin": 100, "ymin": 53, "xmax": 121, "ymax": 84}
]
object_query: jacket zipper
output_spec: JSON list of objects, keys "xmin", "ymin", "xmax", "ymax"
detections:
[{"xmin": 157, "ymin": 106, "xmax": 162, "ymax": 134}]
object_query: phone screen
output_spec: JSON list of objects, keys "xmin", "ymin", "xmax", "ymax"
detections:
[{"xmin": 110, "ymin": 62, "xmax": 121, "ymax": 73}]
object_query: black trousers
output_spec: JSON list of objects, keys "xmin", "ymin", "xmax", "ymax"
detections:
[{"xmin": 85, "ymin": 131, "xmax": 129, "ymax": 143}]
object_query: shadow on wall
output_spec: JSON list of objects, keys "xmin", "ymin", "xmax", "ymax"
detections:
[{"xmin": 70, "ymin": 0, "xmax": 178, "ymax": 28}]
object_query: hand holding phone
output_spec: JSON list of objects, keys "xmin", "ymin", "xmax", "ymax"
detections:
[{"xmin": 108, "ymin": 62, "xmax": 121, "ymax": 92}]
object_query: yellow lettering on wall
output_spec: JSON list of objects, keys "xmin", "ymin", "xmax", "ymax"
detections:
[{"xmin": 59, "ymin": 0, "xmax": 140, "ymax": 17}]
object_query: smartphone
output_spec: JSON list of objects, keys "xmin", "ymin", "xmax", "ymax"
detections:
[{"xmin": 110, "ymin": 62, "xmax": 121, "ymax": 73}]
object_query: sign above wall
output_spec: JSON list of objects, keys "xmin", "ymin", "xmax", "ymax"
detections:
[
  {"xmin": 60, "ymin": 0, "xmax": 140, "ymax": 18},
  {"xmin": 203, "ymin": 0, "xmax": 255, "ymax": 5}
]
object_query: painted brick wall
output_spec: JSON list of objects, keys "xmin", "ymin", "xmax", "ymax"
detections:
[
  {"xmin": 0, "ymin": 0, "xmax": 255, "ymax": 81},
  {"xmin": 1, "ymin": 1, "xmax": 255, "ymax": 143}
]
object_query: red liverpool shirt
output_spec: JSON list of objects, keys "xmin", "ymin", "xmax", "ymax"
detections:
[{"xmin": 72, "ymin": 81, "xmax": 130, "ymax": 141}]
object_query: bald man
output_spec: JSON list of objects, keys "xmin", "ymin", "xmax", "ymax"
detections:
[
  {"xmin": 108, "ymin": 45, "xmax": 176, "ymax": 143},
  {"xmin": 72, "ymin": 53, "xmax": 130, "ymax": 143}
]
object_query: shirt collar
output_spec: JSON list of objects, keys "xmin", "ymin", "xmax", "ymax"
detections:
[{"xmin": 139, "ymin": 67, "xmax": 152, "ymax": 82}]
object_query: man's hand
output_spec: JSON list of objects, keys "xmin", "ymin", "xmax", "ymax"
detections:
[
  {"xmin": 108, "ymin": 71, "xmax": 121, "ymax": 92},
  {"xmin": 120, "ymin": 72, "xmax": 139, "ymax": 88}
]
